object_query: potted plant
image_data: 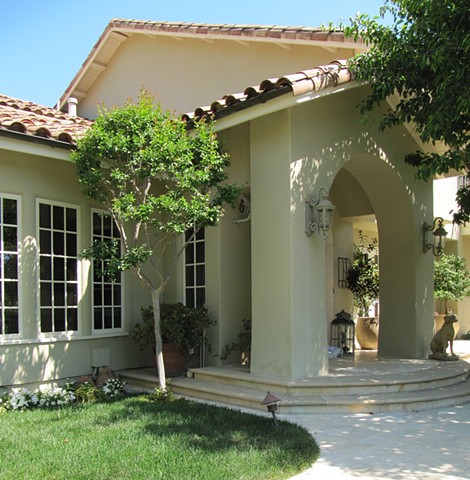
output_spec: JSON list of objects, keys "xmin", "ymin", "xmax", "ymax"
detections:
[
  {"xmin": 219, "ymin": 318, "xmax": 252, "ymax": 366},
  {"xmin": 434, "ymin": 254, "xmax": 470, "ymax": 337},
  {"xmin": 132, "ymin": 303, "xmax": 215, "ymax": 375},
  {"xmin": 347, "ymin": 231, "xmax": 380, "ymax": 349}
]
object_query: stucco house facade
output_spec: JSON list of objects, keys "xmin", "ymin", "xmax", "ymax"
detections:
[{"xmin": 0, "ymin": 20, "xmax": 445, "ymax": 388}]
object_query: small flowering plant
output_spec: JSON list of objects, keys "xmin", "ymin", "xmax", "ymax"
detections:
[
  {"xmin": 102, "ymin": 378, "xmax": 126, "ymax": 397},
  {"xmin": 8, "ymin": 388, "xmax": 39, "ymax": 411},
  {"xmin": 0, "ymin": 376, "xmax": 126, "ymax": 413},
  {"xmin": 37, "ymin": 386, "xmax": 76, "ymax": 408}
]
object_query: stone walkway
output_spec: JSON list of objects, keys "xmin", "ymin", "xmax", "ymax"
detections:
[
  {"xmin": 287, "ymin": 345, "xmax": 470, "ymax": 480},
  {"xmin": 286, "ymin": 403, "xmax": 470, "ymax": 480}
]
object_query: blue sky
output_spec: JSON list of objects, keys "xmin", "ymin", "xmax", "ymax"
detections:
[{"xmin": 2, "ymin": 0, "xmax": 384, "ymax": 107}]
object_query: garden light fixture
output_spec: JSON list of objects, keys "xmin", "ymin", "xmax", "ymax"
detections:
[
  {"xmin": 305, "ymin": 187, "xmax": 335, "ymax": 238},
  {"xmin": 423, "ymin": 217, "xmax": 447, "ymax": 256},
  {"xmin": 262, "ymin": 391, "xmax": 281, "ymax": 426}
]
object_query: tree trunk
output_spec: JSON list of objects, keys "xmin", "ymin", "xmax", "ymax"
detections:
[{"xmin": 152, "ymin": 289, "xmax": 167, "ymax": 390}]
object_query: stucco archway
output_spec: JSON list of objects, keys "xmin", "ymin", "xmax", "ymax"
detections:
[{"xmin": 331, "ymin": 154, "xmax": 434, "ymax": 359}]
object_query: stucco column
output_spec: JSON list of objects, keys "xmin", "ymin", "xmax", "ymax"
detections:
[{"xmin": 249, "ymin": 110, "xmax": 328, "ymax": 379}]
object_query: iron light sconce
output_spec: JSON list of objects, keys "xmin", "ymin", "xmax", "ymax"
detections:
[
  {"xmin": 423, "ymin": 217, "xmax": 447, "ymax": 256},
  {"xmin": 305, "ymin": 187, "xmax": 335, "ymax": 238}
]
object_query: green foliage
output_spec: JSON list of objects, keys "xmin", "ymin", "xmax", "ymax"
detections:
[
  {"xmin": 72, "ymin": 91, "xmax": 240, "ymax": 284},
  {"xmin": 461, "ymin": 330, "xmax": 470, "ymax": 340},
  {"xmin": 434, "ymin": 254, "xmax": 470, "ymax": 312},
  {"xmin": 132, "ymin": 303, "xmax": 215, "ymax": 355},
  {"xmin": 343, "ymin": 0, "xmax": 470, "ymax": 222},
  {"xmin": 73, "ymin": 382, "xmax": 105, "ymax": 404},
  {"xmin": 151, "ymin": 381, "xmax": 175, "ymax": 401},
  {"xmin": 220, "ymin": 318, "xmax": 252, "ymax": 365},
  {"xmin": 72, "ymin": 91, "xmax": 240, "ymax": 388},
  {"xmin": 347, "ymin": 232, "xmax": 379, "ymax": 316}
]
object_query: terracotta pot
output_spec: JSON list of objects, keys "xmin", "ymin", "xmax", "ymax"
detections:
[
  {"xmin": 160, "ymin": 343, "xmax": 186, "ymax": 377},
  {"xmin": 356, "ymin": 317, "xmax": 379, "ymax": 350},
  {"xmin": 434, "ymin": 314, "xmax": 459, "ymax": 339}
]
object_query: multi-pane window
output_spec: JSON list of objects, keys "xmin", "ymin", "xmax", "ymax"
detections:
[
  {"xmin": 92, "ymin": 211, "xmax": 122, "ymax": 331},
  {"xmin": 185, "ymin": 228, "xmax": 205, "ymax": 308},
  {"xmin": 38, "ymin": 201, "xmax": 78, "ymax": 333},
  {"xmin": 0, "ymin": 195, "xmax": 20, "ymax": 336}
]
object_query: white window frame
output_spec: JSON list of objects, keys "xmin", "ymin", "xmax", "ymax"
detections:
[
  {"xmin": 184, "ymin": 227, "xmax": 206, "ymax": 308},
  {"xmin": 0, "ymin": 193, "xmax": 21, "ymax": 339},
  {"xmin": 36, "ymin": 199, "xmax": 81, "ymax": 337},
  {"xmin": 90, "ymin": 209, "xmax": 124, "ymax": 334}
]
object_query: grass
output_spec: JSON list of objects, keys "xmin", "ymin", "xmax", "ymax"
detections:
[{"xmin": 0, "ymin": 395, "xmax": 319, "ymax": 479}]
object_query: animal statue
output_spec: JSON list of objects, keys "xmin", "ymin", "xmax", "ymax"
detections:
[{"xmin": 429, "ymin": 309, "xmax": 458, "ymax": 360}]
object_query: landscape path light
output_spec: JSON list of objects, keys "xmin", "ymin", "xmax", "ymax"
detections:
[{"xmin": 261, "ymin": 391, "xmax": 281, "ymax": 427}]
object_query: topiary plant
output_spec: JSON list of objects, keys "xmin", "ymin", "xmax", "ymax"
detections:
[
  {"xmin": 347, "ymin": 231, "xmax": 379, "ymax": 317},
  {"xmin": 434, "ymin": 254, "xmax": 470, "ymax": 313}
]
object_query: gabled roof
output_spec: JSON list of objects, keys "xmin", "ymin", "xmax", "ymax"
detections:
[
  {"xmin": 58, "ymin": 19, "xmax": 364, "ymax": 111},
  {"xmin": 0, "ymin": 58, "xmax": 353, "ymax": 150},
  {"xmin": 182, "ymin": 60, "xmax": 352, "ymax": 122},
  {"xmin": 0, "ymin": 94, "xmax": 91, "ymax": 147}
]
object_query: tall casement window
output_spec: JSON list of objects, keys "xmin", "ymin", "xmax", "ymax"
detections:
[
  {"xmin": 185, "ymin": 228, "xmax": 205, "ymax": 308},
  {"xmin": 0, "ymin": 195, "xmax": 20, "ymax": 336},
  {"xmin": 38, "ymin": 201, "xmax": 78, "ymax": 333},
  {"xmin": 92, "ymin": 211, "xmax": 122, "ymax": 331}
]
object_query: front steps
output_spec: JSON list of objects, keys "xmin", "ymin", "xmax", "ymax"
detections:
[{"xmin": 120, "ymin": 355, "xmax": 470, "ymax": 414}]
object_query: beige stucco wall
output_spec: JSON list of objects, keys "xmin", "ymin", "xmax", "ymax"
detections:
[
  {"xmin": 205, "ymin": 123, "xmax": 252, "ymax": 364},
  {"xmin": 234, "ymin": 84, "xmax": 435, "ymax": 378},
  {"xmin": 76, "ymin": 35, "xmax": 358, "ymax": 119},
  {"xmin": 0, "ymin": 148, "xmax": 151, "ymax": 388}
]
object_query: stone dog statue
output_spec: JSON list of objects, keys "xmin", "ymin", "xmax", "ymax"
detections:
[{"xmin": 429, "ymin": 309, "xmax": 459, "ymax": 361}]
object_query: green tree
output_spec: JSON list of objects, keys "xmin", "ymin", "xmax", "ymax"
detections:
[
  {"xmin": 347, "ymin": 232, "xmax": 379, "ymax": 317},
  {"xmin": 71, "ymin": 92, "xmax": 239, "ymax": 389},
  {"xmin": 343, "ymin": 0, "xmax": 469, "ymax": 222},
  {"xmin": 434, "ymin": 254, "xmax": 470, "ymax": 313}
]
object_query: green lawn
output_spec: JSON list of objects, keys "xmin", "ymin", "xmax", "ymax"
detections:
[{"xmin": 0, "ymin": 395, "xmax": 319, "ymax": 479}]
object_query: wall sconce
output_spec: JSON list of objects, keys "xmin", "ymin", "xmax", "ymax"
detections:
[
  {"xmin": 423, "ymin": 217, "xmax": 447, "ymax": 256},
  {"xmin": 233, "ymin": 195, "xmax": 251, "ymax": 224},
  {"xmin": 305, "ymin": 187, "xmax": 335, "ymax": 238}
]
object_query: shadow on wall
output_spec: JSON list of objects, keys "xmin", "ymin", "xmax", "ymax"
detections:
[{"xmin": 0, "ymin": 340, "xmax": 71, "ymax": 390}]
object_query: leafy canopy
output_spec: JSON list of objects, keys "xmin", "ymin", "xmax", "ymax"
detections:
[
  {"xmin": 71, "ymin": 92, "xmax": 239, "ymax": 285},
  {"xmin": 347, "ymin": 232, "xmax": 379, "ymax": 316},
  {"xmin": 344, "ymin": 0, "xmax": 469, "ymax": 222},
  {"xmin": 71, "ymin": 92, "xmax": 239, "ymax": 389},
  {"xmin": 434, "ymin": 254, "xmax": 470, "ymax": 311}
]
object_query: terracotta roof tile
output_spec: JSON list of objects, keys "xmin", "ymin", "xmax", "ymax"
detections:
[
  {"xmin": 182, "ymin": 60, "xmax": 352, "ymax": 122},
  {"xmin": 0, "ymin": 94, "xmax": 91, "ymax": 146},
  {"xmin": 109, "ymin": 19, "xmax": 361, "ymax": 49}
]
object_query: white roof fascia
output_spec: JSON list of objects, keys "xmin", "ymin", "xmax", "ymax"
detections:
[
  {"xmin": 213, "ymin": 81, "xmax": 364, "ymax": 132},
  {"xmin": 0, "ymin": 136, "xmax": 71, "ymax": 162}
]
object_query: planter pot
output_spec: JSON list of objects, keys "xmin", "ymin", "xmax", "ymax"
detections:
[
  {"xmin": 356, "ymin": 317, "xmax": 379, "ymax": 350},
  {"xmin": 434, "ymin": 314, "xmax": 459, "ymax": 339},
  {"xmin": 161, "ymin": 343, "xmax": 186, "ymax": 377}
]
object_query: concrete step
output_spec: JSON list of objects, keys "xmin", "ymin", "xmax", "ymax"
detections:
[
  {"xmin": 169, "ymin": 375, "xmax": 470, "ymax": 414},
  {"xmin": 188, "ymin": 361, "xmax": 470, "ymax": 396},
  {"xmin": 119, "ymin": 357, "xmax": 470, "ymax": 414}
]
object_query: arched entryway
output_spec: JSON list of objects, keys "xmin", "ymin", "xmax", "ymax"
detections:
[{"xmin": 329, "ymin": 154, "xmax": 435, "ymax": 359}]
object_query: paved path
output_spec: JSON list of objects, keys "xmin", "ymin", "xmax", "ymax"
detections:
[{"xmin": 285, "ymin": 403, "xmax": 470, "ymax": 480}]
